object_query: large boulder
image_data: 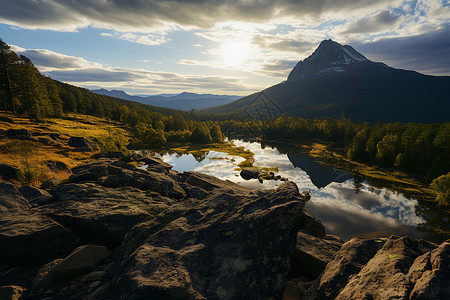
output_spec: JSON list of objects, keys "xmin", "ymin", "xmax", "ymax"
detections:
[
  {"xmin": 69, "ymin": 159, "xmax": 186, "ymax": 199},
  {"xmin": 54, "ymin": 245, "xmax": 110, "ymax": 280},
  {"xmin": 140, "ymin": 156, "xmax": 173, "ymax": 173},
  {"xmin": 0, "ymin": 211, "xmax": 83, "ymax": 266},
  {"xmin": 46, "ymin": 183, "xmax": 172, "ymax": 247},
  {"xmin": 299, "ymin": 211, "xmax": 325, "ymax": 238},
  {"xmin": 68, "ymin": 136, "xmax": 93, "ymax": 149},
  {"xmin": 0, "ymin": 183, "xmax": 30, "ymax": 214},
  {"xmin": 179, "ymin": 171, "xmax": 252, "ymax": 200},
  {"xmin": 304, "ymin": 236, "xmax": 449, "ymax": 300},
  {"xmin": 291, "ymin": 231, "xmax": 342, "ymax": 279},
  {"xmin": 44, "ymin": 160, "xmax": 70, "ymax": 172},
  {"xmin": 109, "ymin": 181, "xmax": 307, "ymax": 299},
  {"xmin": 0, "ymin": 164, "xmax": 19, "ymax": 181},
  {"xmin": 18, "ymin": 185, "xmax": 50, "ymax": 202},
  {"xmin": 240, "ymin": 168, "xmax": 261, "ymax": 180}
]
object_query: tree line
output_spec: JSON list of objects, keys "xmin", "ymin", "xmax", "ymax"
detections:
[{"xmin": 219, "ymin": 117, "xmax": 449, "ymax": 183}]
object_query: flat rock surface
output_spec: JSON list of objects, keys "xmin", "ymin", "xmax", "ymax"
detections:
[{"xmin": 45, "ymin": 183, "xmax": 172, "ymax": 247}]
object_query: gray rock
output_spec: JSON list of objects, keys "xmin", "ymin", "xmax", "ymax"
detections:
[
  {"xmin": 240, "ymin": 168, "xmax": 261, "ymax": 180},
  {"xmin": 0, "ymin": 183, "xmax": 30, "ymax": 214},
  {"xmin": 109, "ymin": 181, "xmax": 307, "ymax": 299},
  {"xmin": 68, "ymin": 136, "xmax": 93, "ymax": 149},
  {"xmin": 291, "ymin": 231, "xmax": 342, "ymax": 279},
  {"xmin": 304, "ymin": 236, "xmax": 448, "ymax": 300},
  {"xmin": 299, "ymin": 211, "xmax": 325, "ymax": 238},
  {"xmin": 46, "ymin": 183, "xmax": 171, "ymax": 247},
  {"xmin": 54, "ymin": 245, "xmax": 110, "ymax": 280},
  {"xmin": 179, "ymin": 171, "xmax": 252, "ymax": 200},
  {"xmin": 32, "ymin": 259, "xmax": 62, "ymax": 289},
  {"xmin": 139, "ymin": 156, "xmax": 172, "ymax": 173},
  {"xmin": 0, "ymin": 164, "xmax": 19, "ymax": 181},
  {"xmin": 0, "ymin": 211, "xmax": 83, "ymax": 266},
  {"xmin": 18, "ymin": 185, "xmax": 50, "ymax": 201},
  {"xmin": 69, "ymin": 159, "xmax": 186, "ymax": 199},
  {"xmin": 44, "ymin": 160, "xmax": 70, "ymax": 172},
  {"xmin": 40, "ymin": 178, "xmax": 61, "ymax": 190}
]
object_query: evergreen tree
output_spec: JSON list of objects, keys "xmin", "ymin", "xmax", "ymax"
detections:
[
  {"xmin": 210, "ymin": 124, "xmax": 223, "ymax": 143},
  {"xmin": 190, "ymin": 124, "xmax": 212, "ymax": 144}
]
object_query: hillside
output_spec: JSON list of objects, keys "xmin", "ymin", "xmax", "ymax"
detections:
[{"xmin": 201, "ymin": 40, "xmax": 450, "ymax": 123}]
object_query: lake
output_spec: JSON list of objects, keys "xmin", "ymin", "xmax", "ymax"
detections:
[{"xmin": 155, "ymin": 140, "xmax": 448, "ymax": 242}]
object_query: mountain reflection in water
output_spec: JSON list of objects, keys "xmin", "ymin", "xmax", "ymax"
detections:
[{"xmin": 157, "ymin": 140, "xmax": 447, "ymax": 242}]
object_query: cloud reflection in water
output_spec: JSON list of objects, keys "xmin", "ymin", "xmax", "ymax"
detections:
[{"xmin": 160, "ymin": 141, "xmax": 424, "ymax": 240}]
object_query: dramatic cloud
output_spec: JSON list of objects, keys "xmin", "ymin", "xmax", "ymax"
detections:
[
  {"xmin": 0, "ymin": 0, "xmax": 406, "ymax": 32},
  {"xmin": 355, "ymin": 25, "xmax": 450, "ymax": 75},
  {"xmin": 10, "ymin": 46, "xmax": 102, "ymax": 72},
  {"xmin": 100, "ymin": 32, "xmax": 169, "ymax": 46},
  {"xmin": 11, "ymin": 46, "xmax": 256, "ymax": 94},
  {"xmin": 341, "ymin": 10, "xmax": 399, "ymax": 34}
]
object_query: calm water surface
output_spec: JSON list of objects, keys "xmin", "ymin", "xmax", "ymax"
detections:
[{"xmin": 156, "ymin": 140, "xmax": 448, "ymax": 242}]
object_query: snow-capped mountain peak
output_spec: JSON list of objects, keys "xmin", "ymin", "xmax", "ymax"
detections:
[{"xmin": 287, "ymin": 39, "xmax": 388, "ymax": 81}]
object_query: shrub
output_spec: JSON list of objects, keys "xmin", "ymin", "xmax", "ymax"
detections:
[
  {"xmin": 17, "ymin": 162, "xmax": 49, "ymax": 184},
  {"xmin": 430, "ymin": 172, "xmax": 450, "ymax": 206}
]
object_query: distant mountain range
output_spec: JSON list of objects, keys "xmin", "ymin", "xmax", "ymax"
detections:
[
  {"xmin": 91, "ymin": 89, "xmax": 241, "ymax": 111},
  {"xmin": 201, "ymin": 39, "xmax": 450, "ymax": 123}
]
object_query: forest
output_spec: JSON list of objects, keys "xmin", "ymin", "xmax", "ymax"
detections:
[{"xmin": 1, "ymin": 39, "xmax": 449, "ymax": 202}]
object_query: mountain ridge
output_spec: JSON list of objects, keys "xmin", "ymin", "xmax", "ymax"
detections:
[{"xmin": 91, "ymin": 89, "xmax": 241, "ymax": 111}]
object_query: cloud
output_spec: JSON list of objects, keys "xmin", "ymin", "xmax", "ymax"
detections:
[
  {"xmin": 341, "ymin": 10, "xmax": 399, "ymax": 34},
  {"xmin": 355, "ymin": 25, "xmax": 450, "ymax": 75},
  {"xmin": 100, "ymin": 32, "xmax": 169, "ymax": 46},
  {"xmin": 10, "ymin": 45, "xmax": 257, "ymax": 94},
  {"xmin": 10, "ymin": 46, "xmax": 102, "ymax": 71},
  {"xmin": 260, "ymin": 60, "xmax": 298, "ymax": 77},
  {"xmin": 0, "ymin": 0, "xmax": 406, "ymax": 32}
]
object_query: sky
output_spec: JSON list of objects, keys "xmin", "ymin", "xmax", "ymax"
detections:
[{"xmin": 0, "ymin": 0, "xmax": 449, "ymax": 96}]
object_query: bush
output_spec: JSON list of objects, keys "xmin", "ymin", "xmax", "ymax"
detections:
[
  {"xmin": 430, "ymin": 172, "xmax": 450, "ymax": 206},
  {"xmin": 17, "ymin": 162, "xmax": 49, "ymax": 184}
]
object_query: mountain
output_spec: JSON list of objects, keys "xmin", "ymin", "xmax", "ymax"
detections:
[
  {"xmin": 201, "ymin": 39, "xmax": 450, "ymax": 123},
  {"xmin": 91, "ymin": 89, "xmax": 240, "ymax": 111},
  {"xmin": 287, "ymin": 39, "xmax": 392, "ymax": 81}
]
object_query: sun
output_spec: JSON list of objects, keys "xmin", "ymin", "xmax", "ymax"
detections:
[{"xmin": 219, "ymin": 41, "xmax": 252, "ymax": 69}]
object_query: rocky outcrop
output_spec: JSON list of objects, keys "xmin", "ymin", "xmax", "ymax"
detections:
[
  {"xmin": 69, "ymin": 159, "xmax": 186, "ymax": 199},
  {"xmin": 0, "ymin": 211, "xmax": 83, "ymax": 265},
  {"xmin": 108, "ymin": 181, "xmax": 307, "ymax": 299},
  {"xmin": 0, "ymin": 183, "xmax": 30, "ymax": 214},
  {"xmin": 0, "ymin": 164, "xmax": 19, "ymax": 181},
  {"xmin": 304, "ymin": 236, "xmax": 450, "ymax": 300},
  {"xmin": 68, "ymin": 136, "xmax": 95, "ymax": 151},
  {"xmin": 1, "ymin": 154, "xmax": 448, "ymax": 300},
  {"xmin": 46, "ymin": 183, "xmax": 173, "ymax": 247}
]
